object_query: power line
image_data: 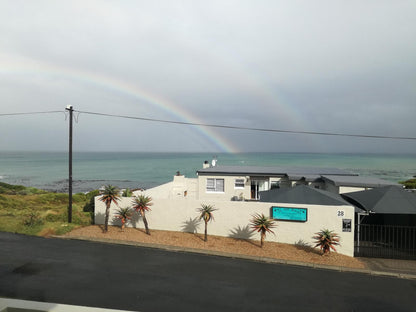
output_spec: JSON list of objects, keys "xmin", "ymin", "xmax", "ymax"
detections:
[
  {"xmin": 75, "ymin": 109, "xmax": 416, "ymax": 141},
  {"xmin": 1, "ymin": 108, "xmax": 415, "ymax": 141},
  {"xmin": 0, "ymin": 111, "xmax": 63, "ymax": 116}
]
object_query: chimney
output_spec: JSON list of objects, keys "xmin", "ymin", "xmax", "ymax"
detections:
[{"xmin": 203, "ymin": 160, "xmax": 210, "ymax": 169}]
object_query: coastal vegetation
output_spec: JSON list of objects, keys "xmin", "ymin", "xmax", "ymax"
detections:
[
  {"xmin": 399, "ymin": 178, "xmax": 416, "ymax": 189},
  {"xmin": 0, "ymin": 182, "xmax": 93, "ymax": 236},
  {"xmin": 122, "ymin": 188, "xmax": 133, "ymax": 197},
  {"xmin": 100, "ymin": 185, "xmax": 120, "ymax": 232},
  {"xmin": 132, "ymin": 194, "xmax": 153, "ymax": 235},
  {"xmin": 249, "ymin": 213, "xmax": 276, "ymax": 247},
  {"xmin": 313, "ymin": 229, "xmax": 340, "ymax": 254},
  {"xmin": 197, "ymin": 204, "xmax": 217, "ymax": 242},
  {"xmin": 115, "ymin": 207, "xmax": 133, "ymax": 231}
]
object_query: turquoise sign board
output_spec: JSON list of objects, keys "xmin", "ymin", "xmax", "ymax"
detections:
[{"xmin": 271, "ymin": 207, "xmax": 307, "ymax": 222}]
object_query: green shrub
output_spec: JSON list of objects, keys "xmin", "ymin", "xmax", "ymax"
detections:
[
  {"xmin": 0, "ymin": 182, "xmax": 26, "ymax": 194},
  {"xmin": 399, "ymin": 178, "xmax": 416, "ymax": 189},
  {"xmin": 0, "ymin": 182, "xmax": 45, "ymax": 195},
  {"xmin": 62, "ymin": 209, "xmax": 92, "ymax": 226},
  {"xmin": 38, "ymin": 193, "xmax": 68, "ymax": 204},
  {"xmin": 86, "ymin": 189, "xmax": 100, "ymax": 199},
  {"xmin": 45, "ymin": 213, "xmax": 63, "ymax": 222},
  {"xmin": 54, "ymin": 223, "xmax": 77, "ymax": 235},
  {"xmin": 0, "ymin": 185, "xmax": 92, "ymax": 236},
  {"xmin": 83, "ymin": 190, "xmax": 99, "ymax": 213},
  {"xmin": 23, "ymin": 209, "xmax": 44, "ymax": 227},
  {"xmin": 27, "ymin": 187, "xmax": 45, "ymax": 194},
  {"xmin": 73, "ymin": 193, "xmax": 87, "ymax": 203},
  {"xmin": 122, "ymin": 188, "xmax": 133, "ymax": 197}
]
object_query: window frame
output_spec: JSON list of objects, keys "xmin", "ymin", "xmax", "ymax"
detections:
[
  {"xmin": 206, "ymin": 178, "xmax": 225, "ymax": 193},
  {"xmin": 234, "ymin": 178, "xmax": 245, "ymax": 189}
]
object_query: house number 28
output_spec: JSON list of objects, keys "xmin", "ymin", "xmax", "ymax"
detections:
[{"xmin": 337, "ymin": 211, "xmax": 345, "ymax": 217}]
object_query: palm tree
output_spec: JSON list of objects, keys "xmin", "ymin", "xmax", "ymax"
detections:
[
  {"xmin": 132, "ymin": 195, "xmax": 153, "ymax": 235},
  {"xmin": 250, "ymin": 213, "xmax": 276, "ymax": 247},
  {"xmin": 197, "ymin": 204, "xmax": 217, "ymax": 242},
  {"xmin": 115, "ymin": 207, "xmax": 133, "ymax": 230},
  {"xmin": 100, "ymin": 185, "xmax": 120, "ymax": 232},
  {"xmin": 313, "ymin": 229, "xmax": 340, "ymax": 254}
]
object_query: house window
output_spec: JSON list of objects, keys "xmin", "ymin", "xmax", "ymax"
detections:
[
  {"xmin": 271, "ymin": 181, "xmax": 280, "ymax": 189},
  {"xmin": 206, "ymin": 178, "xmax": 224, "ymax": 193},
  {"xmin": 235, "ymin": 179, "xmax": 245, "ymax": 189}
]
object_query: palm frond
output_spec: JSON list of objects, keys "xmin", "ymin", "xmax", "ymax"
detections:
[
  {"xmin": 115, "ymin": 207, "xmax": 133, "ymax": 220},
  {"xmin": 197, "ymin": 204, "xmax": 217, "ymax": 223},
  {"xmin": 132, "ymin": 194, "xmax": 153, "ymax": 213},
  {"xmin": 250, "ymin": 213, "xmax": 276, "ymax": 234},
  {"xmin": 100, "ymin": 185, "xmax": 120, "ymax": 206},
  {"xmin": 313, "ymin": 229, "xmax": 340, "ymax": 254}
]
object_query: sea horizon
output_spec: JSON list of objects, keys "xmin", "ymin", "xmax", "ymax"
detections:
[
  {"xmin": 2, "ymin": 149, "xmax": 416, "ymax": 155},
  {"xmin": 0, "ymin": 151, "xmax": 415, "ymax": 193}
]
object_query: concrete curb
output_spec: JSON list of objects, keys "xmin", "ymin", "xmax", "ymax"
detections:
[{"xmin": 54, "ymin": 235, "xmax": 416, "ymax": 280}]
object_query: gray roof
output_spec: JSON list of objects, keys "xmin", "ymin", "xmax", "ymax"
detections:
[
  {"xmin": 197, "ymin": 165, "xmax": 357, "ymax": 177},
  {"xmin": 259, "ymin": 185, "xmax": 352, "ymax": 206},
  {"xmin": 322, "ymin": 175, "xmax": 397, "ymax": 188},
  {"xmin": 285, "ymin": 174, "xmax": 322, "ymax": 182},
  {"xmin": 342, "ymin": 186, "xmax": 416, "ymax": 214}
]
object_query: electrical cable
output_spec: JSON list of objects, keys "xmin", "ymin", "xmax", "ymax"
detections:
[
  {"xmin": 75, "ymin": 110, "xmax": 416, "ymax": 141},
  {"xmin": 0, "ymin": 111, "xmax": 63, "ymax": 116},
  {"xmin": 1, "ymin": 109, "xmax": 415, "ymax": 141}
]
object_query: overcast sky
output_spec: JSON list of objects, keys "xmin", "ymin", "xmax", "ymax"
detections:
[{"xmin": 1, "ymin": 0, "xmax": 415, "ymax": 153}]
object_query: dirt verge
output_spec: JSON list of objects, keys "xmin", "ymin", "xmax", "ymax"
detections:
[{"xmin": 64, "ymin": 225, "xmax": 366, "ymax": 269}]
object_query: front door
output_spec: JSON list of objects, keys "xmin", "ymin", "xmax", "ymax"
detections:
[{"xmin": 251, "ymin": 179, "xmax": 268, "ymax": 200}]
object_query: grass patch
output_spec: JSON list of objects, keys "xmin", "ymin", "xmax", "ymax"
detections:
[
  {"xmin": 400, "ymin": 178, "xmax": 416, "ymax": 189},
  {"xmin": 0, "ymin": 182, "xmax": 94, "ymax": 237}
]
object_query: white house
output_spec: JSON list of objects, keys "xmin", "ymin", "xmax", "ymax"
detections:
[
  {"xmin": 96, "ymin": 160, "xmax": 402, "ymax": 257},
  {"xmin": 193, "ymin": 161, "xmax": 397, "ymax": 201}
]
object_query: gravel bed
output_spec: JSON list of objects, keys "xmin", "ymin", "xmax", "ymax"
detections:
[{"xmin": 64, "ymin": 225, "xmax": 366, "ymax": 269}]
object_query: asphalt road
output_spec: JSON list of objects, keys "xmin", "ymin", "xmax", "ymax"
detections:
[{"xmin": 0, "ymin": 232, "xmax": 415, "ymax": 312}]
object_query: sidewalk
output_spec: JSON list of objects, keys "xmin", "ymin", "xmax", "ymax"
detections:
[
  {"xmin": 57, "ymin": 235, "xmax": 416, "ymax": 280},
  {"xmin": 359, "ymin": 257, "xmax": 416, "ymax": 278}
]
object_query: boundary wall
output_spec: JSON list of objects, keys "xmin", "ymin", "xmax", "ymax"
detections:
[{"xmin": 95, "ymin": 197, "xmax": 355, "ymax": 257}]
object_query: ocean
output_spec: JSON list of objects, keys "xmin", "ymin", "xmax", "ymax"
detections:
[{"xmin": 0, "ymin": 151, "xmax": 414, "ymax": 193}]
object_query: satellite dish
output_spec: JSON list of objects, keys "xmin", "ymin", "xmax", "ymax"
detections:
[{"xmin": 211, "ymin": 156, "xmax": 217, "ymax": 167}]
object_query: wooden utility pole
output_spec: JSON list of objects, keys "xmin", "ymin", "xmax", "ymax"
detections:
[{"xmin": 66, "ymin": 105, "xmax": 73, "ymax": 223}]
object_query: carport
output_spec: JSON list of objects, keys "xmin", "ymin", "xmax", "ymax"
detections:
[{"xmin": 342, "ymin": 186, "xmax": 416, "ymax": 259}]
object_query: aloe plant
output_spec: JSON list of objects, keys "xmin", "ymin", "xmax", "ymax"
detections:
[
  {"xmin": 132, "ymin": 195, "xmax": 153, "ymax": 235},
  {"xmin": 122, "ymin": 188, "xmax": 133, "ymax": 197},
  {"xmin": 313, "ymin": 229, "xmax": 340, "ymax": 254},
  {"xmin": 197, "ymin": 204, "xmax": 217, "ymax": 242},
  {"xmin": 115, "ymin": 207, "xmax": 133, "ymax": 230},
  {"xmin": 250, "ymin": 213, "xmax": 276, "ymax": 247},
  {"xmin": 100, "ymin": 185, "xmax": 120, "ymax": 232}
]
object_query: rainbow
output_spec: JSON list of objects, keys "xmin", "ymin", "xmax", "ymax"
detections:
[
  {"xmin": 1, "ymin": 52, "xmax": 324, "ymax": 152},
  {"xmin": 1, "ymin": 53, "xmax": 240, "ymax": 153}
]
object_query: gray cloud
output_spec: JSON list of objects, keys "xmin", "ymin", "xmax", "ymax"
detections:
[{"xmin": 1, "ymin": 0, "xmax": 415, "ymax": 153}]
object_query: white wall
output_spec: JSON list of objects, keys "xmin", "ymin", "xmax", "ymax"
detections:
[
  {"xmin": 339, "ymin": 186, "xmax": 367, "ymax": 194},
  {"xmin": 132, "ymin": 176, "xmax": 198, "ymax": 199},
  {"xmin": 197, "ymin": 175, "xmax": 251, "ymax": 201},
  {"xmin": 95, "ymin": 196, "xmax": 355, "ymax": 257}
]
